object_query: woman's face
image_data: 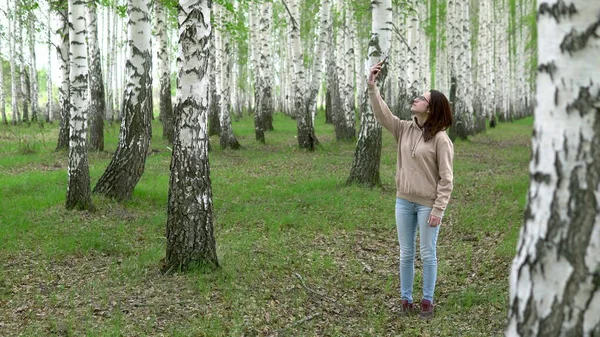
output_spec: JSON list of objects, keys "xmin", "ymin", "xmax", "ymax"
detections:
[{"xmin": 410, "ymin": 92, "xmax": 431, "ymax": 114}]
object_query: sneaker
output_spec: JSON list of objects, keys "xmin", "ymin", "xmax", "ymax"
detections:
[
  {"xmin": 399, "ymin": 299, "xmax": 414, "ymax": 316},
  {"xmin": 419, "ymin": 299, "xmax": 434, "ymax": 319}
]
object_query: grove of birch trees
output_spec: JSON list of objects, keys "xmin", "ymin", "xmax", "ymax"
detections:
[{"xmin": 2, "ymin": 0, "xmax": 598, "ymax": 332}]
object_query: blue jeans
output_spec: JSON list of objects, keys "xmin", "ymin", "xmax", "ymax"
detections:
[{"xmin": 395, "ymin": 198, "xmax": 440, "ymax": 303}]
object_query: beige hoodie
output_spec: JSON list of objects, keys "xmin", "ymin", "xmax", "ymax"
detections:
[{"xmin": 368, "ymin": 83, "xmax": 454, "ymax": 218}]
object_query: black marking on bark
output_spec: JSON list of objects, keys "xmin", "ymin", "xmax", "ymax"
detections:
[
  {"xmin": 533, "ymin": 172, "xmax": 552, "ymax": 184},
  {"xmin": 538, "ymin": 62, "xmax": 557, "ymax": 81},
  {"xmin": 560, "ymin": 17, "xmax": 600, "ymax": 54},
  {"xmin": 566, "ymin": 86, "xmax": 599, "ymax": 118},
  {"xmin": 538, "ymin": 1, "xmax": 577, "ymax": 23}
]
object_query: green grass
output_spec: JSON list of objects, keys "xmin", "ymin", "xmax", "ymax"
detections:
[{"xmin": 0, "ymin": 113, "xmax": 533, "ymax": 336}]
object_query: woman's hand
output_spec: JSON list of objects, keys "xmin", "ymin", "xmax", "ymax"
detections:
[
  {"xmin": 428, "ymin": 214, "xmax": 442, "ymax": 227},
  {"xmin": 368, "ymin": 61, "xmax": 384, "ymax": 84}
]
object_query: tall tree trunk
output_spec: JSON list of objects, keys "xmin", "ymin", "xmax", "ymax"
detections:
[
  {"xmin": 165, "ymin": 0, "xmax": 219, "ymax": 273},
  {"xmin": 506, "ymin": 1, "xmax": 600, "ymax": 336},
  {"xmin": 8, "ymin": 0, "xmax": 19, "ymax": 125},
  {"xmin": 28, "ymin": 12, "xmax": 39, "ymax": 122},
  {"xmin": 326, "ymin": 0, "xmax": 352, "ymax": 140},
  {"xmin": 207, "ymin": 29, "xmax": 220, "ymax": 138},
  {"xmin": 19, "ymin": 14, "xmax": 29, "ymax": 124},
  {"xmin": 93, "ymin": 0, "xmax": 152, "ymax": 201},
  {"xmin": 46, "ymin": 9, "xmax": 53, "ymax": 123},
  {"xmin": 254, "ymin": 0, "xmax": 274, "ymax": 143},
  {"xmin": 216, "ymin": 4, "xmax": 240, "ymax": 150},
  {"xmin": 106, "ymin": 5, "xmax": 116, "ymax": 122},
  {"xmin": 346, "ymin": 0, "xmax": 392, "ymax": 187},
  {"xmin": 55, "ymin": 4, "xmax": 70, "ymax": 150},
  {"xmin": 0, "ymin": 34, "xmax": 6, "ymax": 125},
  {"xmin": 155, "ymin": 0, "xmax": 174, "ymax": 143},
  {"xmin": 287, "ymin": 0, "xmax": 318, "ymax": 150},
  {"xmin": 307, "ymin": 0, "xmax": 329, "ymax": 124},
  {"xmin": 66, "ymin": 0, "xmax": 94, "ymax": 210},
  {"xmin": 87, "ymin": 0, "xmax": 106, "ymax": 151}
]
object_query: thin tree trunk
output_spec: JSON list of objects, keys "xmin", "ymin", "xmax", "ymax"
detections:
[
  {"xmin": 87, "ymin": 0, "xmax": 106, "ymax": 151},
  {"xmin": 216, "ymin": 4, "xmax": 240, "ymax": 150},
  {"xmin": 55, "ymin": 4, "xmax": 70, "ymax": 150},
  {"xmin": 165, "ymin": 0, "xmax": 219, "ymax": 273},
  {"xmin": 19, "ymin": 15, "xmax": 29, "ymax": 124},
  {"xmin": 8, "ymin": 0, "xmax": 19, "ymax": 125},
  {"xmin": 506, "ymin": 1, "xmax": 600, "ymax": 335},
  {"xmin": 66, "ymin": 0, "xmax": 94, "ymax": 210},
  {"xmin": 0, "ymin": 34, "xmax": 6, "ymax": 125},
  {"xmin": 155, "ymin": 0, "xmax": 174, "ymax": 143},
  {"xmin": 28, "ymin": 13, "xmax": 39, "ymax": 122},
  {"xmin": 307, "ymin": 0, "xmax": 329, "ymax": 124},
  {"xmin": 207, "ymin": 29, "xmax": 220, "ymax": 137},
  {"xmin": 46, "ymin": 9, "xmax": 53, "ymax": 123},
  {"xmin": 93, "ymin": 0, "xmax": 152, "ymax": 201},
  {"xmin": 346, "ymin": 0, "xmax": 392, "ymax": 187},
  {"xmin": 287, "ymin": 0, "xmax": 318, "ymax": 150}
]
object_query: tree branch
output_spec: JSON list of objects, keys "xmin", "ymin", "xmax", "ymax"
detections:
[
  {"xmin": 391, "ymin": 22, "xmax": 415, "ymax": 55},
  {"xmin": 280, "ymin": 0, "xmax": 298, "ymax": 30}
]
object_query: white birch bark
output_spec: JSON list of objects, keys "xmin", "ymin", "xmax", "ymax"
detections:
[
  {"xmin": 8, "ymin": 1, "xmax": 19, "ymax": 124},
  {"xmin": 346, "ymin": 0, "xmax": 392, "ymax": 187},
  {"xmin": 459, "ymin": 0, "xmax": 474, "ymax": 134},
  {"xmin": 93, "ymin": 0, "xmax": 153, "ymax": 200},
  {"xmin": 165, "ymin": 0, "xmax": 218, "ymax": 272},
  {"xmin": 216, "ymin": 4, "xmax": 240, "ymax": 150},
  {"xmin": 342, "ymin": 6, "xmax": 355, "ymax": 129},
  {"xmin": 307, "ymin": 0, "xmax": 329, "ymax": 122},
  {"xmin": 18, "ymin": 12, "xmax": 28, "ymax": 123},
  {"xmin": 286, "ymin": 0, "xmax": 317, "ymax": 149},
  {"xmin": 417, "ymin": 0, "xmax": 428, "ymax": 92},
  {"xmin": 155, "ymin": 0, "xmax": 174, "ymax": 143},
  {"xmin": 66, "ymin": 0, "xmax": 93, "ymax": 210},
  {"xmin": 406, "ymin": 1, "xmax": 419, "ymax": 98},
  {"xmin": 254, "ymin": 0, "xmax": 274, "ymax": 142},
  {"xmin": 86, "ymin": 0, "xmax": 106, "ymax": 151},
  {"xmin": 55, "ymin": 3, "xmax": 71, "ymax": 150},
  {"xmin": 28, "ymin": 12, "xmax": 39, "ymax": 122},
  {"xmin": 0, "ymin": 25, "xmax": 5, "ymax": 124},
  {"xmin": 506, "ymin": 1, "xmax": 600, "ymax": 336},
  {"xmin": 46, "ymin": 9, "xmax": 53, "ymax": 122}
]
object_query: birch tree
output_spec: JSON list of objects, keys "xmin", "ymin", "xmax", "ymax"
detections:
[
  {"xmin": 165, "ymin": 0, "xmax": 219, "ymax": 272},
  {"xmin": 87, "ymin": 0, "xmax": 106, "ymax": 151},
  {"xmin": 65, "ymin": 0, "xmax": 93, "ymax": 210},
  {"xmin": 8, "ymin": 0, "xmax": 19, "ymax": 125},
  {"xmin": 18, "ymin": 10, "xmax": 28, "ymax": 123},
  {"xmin": 46, "ymin": 8, "xmax": 53, "ymax": 123},
  {"xmin": 28, "ymin": 10, "xmax": 39, "ymax": 122},
  {"xmin": 55, "ymin": 2, "xmax": 70, "ymax": 149},
  {"xmin": 93, "ymin": 0, "xmax": 152, "ymax": 201},
  {"xmin": 286, "ymin": 0, "xmax": 317, "ymax": 150},
  {"xmin": 254, "ymin": 0, "xmax": 274, "ymax": 143},
  {"xmin": 306, "ymin": 0, "xmax": 329, "ymax": 123},
  {"xmin": 215, "ymin": 4, "xmax": 240, "ymax": 149},
  {"xmin": 506, "ymin": 1, "xmax": 600, "ymax": 336},
  {"xmin": 207, "ymin": 24, "xmax": 220, "ymax": 137},
  {"xmin": 0, "ymin": 30, "xmax": 6, "ymax": 125},
  {"xmin": 346, "ymin": 0, "xmax": 392, "ymax": 187},
  {"xmin": 155, "ymin": 0, "xmax": 174, "ymax": 143}
]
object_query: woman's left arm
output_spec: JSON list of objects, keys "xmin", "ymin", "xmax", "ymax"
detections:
[{"xmin": 431, "ymin": 139, "xmax": 454, "ymax": 219}]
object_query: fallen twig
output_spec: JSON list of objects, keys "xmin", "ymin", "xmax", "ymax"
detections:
[
  {"xmin": 294, "ymin": 273, "xmax": 337, "ymax": 303},
  {"xmin": 269, "ymin": 312, "xmax": 322, "ymax": 337}
]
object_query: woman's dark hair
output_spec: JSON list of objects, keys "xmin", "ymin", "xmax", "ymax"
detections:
[{"xmin": 423, "ymin": 89, "xmax": 453, "ymax": 141}]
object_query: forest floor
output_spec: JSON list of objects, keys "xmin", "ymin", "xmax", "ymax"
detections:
[{"xmin": 0, "ymin": 113, "xmax": 532, "ymax": 336}]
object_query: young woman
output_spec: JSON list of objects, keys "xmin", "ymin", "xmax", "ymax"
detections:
[{"xmin": 367, "ymin": 61, "xmax": 454, "ymax": 319}]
